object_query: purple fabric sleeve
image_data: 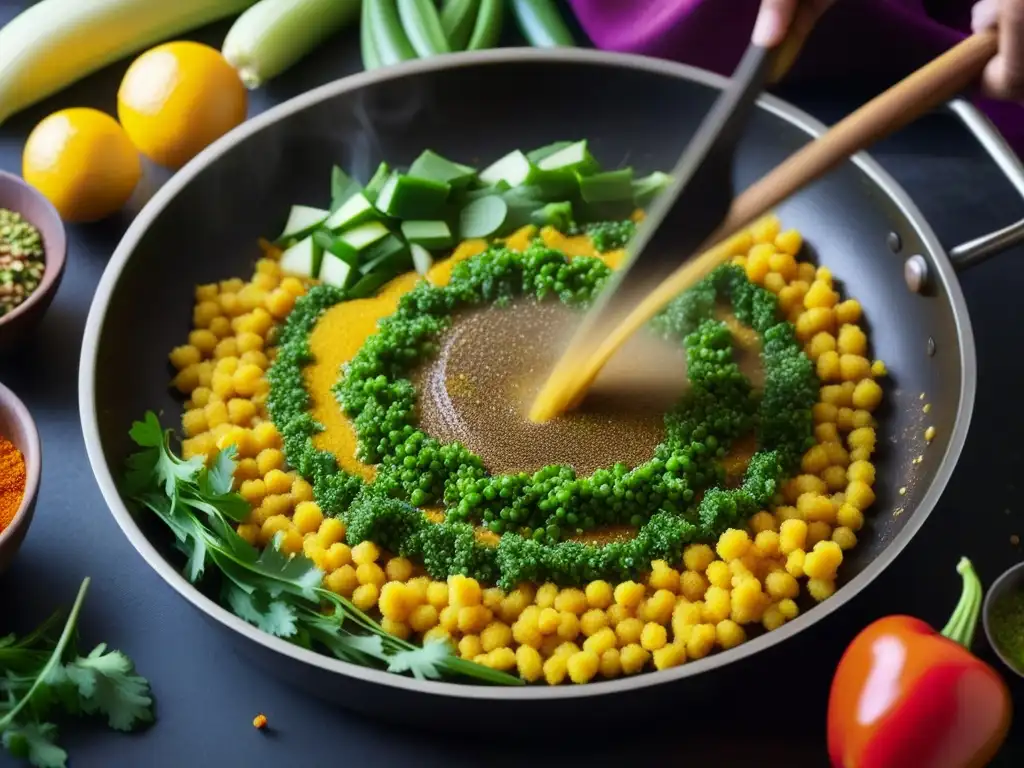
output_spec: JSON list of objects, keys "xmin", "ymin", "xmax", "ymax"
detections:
[{"xmin": 568, "ymin": 0, "xmax": 1024, "ymax": 152}]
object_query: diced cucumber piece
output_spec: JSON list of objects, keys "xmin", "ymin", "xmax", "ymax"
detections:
[
  {"xmin": 409, "ymin": 150, "xmax": 477, "ymax": 187},
  {"xmin": 339, "ymin": 221, "xmax": 391, "ymax": 251},
  {"xmin": 279, "ymin": 235, "xmax": 322, "ymax": 279},
  {"xmin": 364, "ymin": 161, "xmax": 392, "ymax": 202},
  {"xmin": 500, "ymin": 186, "xmax": 548, "ymax": 232},
  {"xmin": 459, "ymin": 196, "xmax": 509, "ymax": 239},
  {"xmin": 313, "ymin": 230, "xmax": 360, "ymax": 265},
  {"xmin": 411, "ymin": 243, "xmax": 434, "ymax": 275},
  {"xmin": 632, "ymin": 171, "xmax": 673, "ymax": 207},
  {"xmin": 276, "ymin": 205, "xmax": 329, "ymax": 243},
  {"xmin": 330, "ymin": 166, "xmax": 362, "ymax": 212},
  {"xmin": 532, "ymin": 168, "xmax": 578, "ymax": 200},
  {"xmin": 525, "ymin": 140, "xmax": 575, "ymax": 165},
  {"xmin": 578, "ymin": 168, "xmax": 635, "ymax": 203},
  {"xmin": 479, "ymin": 150, "xmax": 535, "ymax": 187},
  {"xmin": 464, "ymin": 180, "xmax": 510, "ymax": 200},
  {"xmin": 531, "ymin": 201, "xmax": 574, "ymax": 230},
  {"xmin": 400, "ymin": 220, "xmax": 455, "ymax": 250},
  {"xmin": 375, "ymin": 172, "xmax": 451, "ymax": 219},
  {"xmin": 360, "ymin": 234, "xmax": 410, "ymax": 272},
  {"xmin": 318, "ymin": 251, "xmax": 356, "ymax": 289},
  {"xmin": 537, "ymin": 140, "xmax": 599, "ymax": 175},
  {"xmin": 324, "ymin": 192, "xmax": 379, "ymax": 231}
]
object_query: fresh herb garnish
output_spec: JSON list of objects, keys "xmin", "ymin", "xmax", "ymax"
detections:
[
  {"xmin": 0, "ymin": 578, "xmax": 154, "ymax": 768},
  {"xmin": 122, "ymin": 412, "xmax": 521, "ymax": 686}
]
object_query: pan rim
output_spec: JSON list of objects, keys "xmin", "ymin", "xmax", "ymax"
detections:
[{"xmin": 79, "ymin": 47, "xmax": 976, "ymax": 701}]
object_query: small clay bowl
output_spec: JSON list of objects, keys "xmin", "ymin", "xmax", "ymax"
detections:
[
  {"xmin": 0, "ymin": 170, "xmax": 67, "ymax": 352},
  {"xmin": 0, "ymin": 381, "xmax": 40, "ymax": 574},
  {"xmin": 983, "ymin": 561, "xmax": 1024, "ymax": 677}
]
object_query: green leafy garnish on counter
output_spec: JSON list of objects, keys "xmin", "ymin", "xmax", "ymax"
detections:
[
  {"xmin": 0, "ymin": 579, "xmax": 154, "ymax": 768},
  {"xmin": 122, "ymin": 412, "xmax": 521, "ymax": 686}
]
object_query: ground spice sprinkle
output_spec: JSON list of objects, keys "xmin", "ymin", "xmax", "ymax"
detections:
[
  {"xmin": 0, "ymin": 208, "xmax": 45, "ymax": 317},
  {"xmin": 0, "ymin": 434, "xmax": 26, "ymax": 533}
]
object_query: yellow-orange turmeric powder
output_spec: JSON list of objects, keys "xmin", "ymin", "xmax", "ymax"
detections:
[{"xmin": 0, "ymin": 435, "xmax": 26, "ymax": 533}]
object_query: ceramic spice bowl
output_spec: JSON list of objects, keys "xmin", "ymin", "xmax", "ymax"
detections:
[
  {"xmin": 0, "ymin": 380, "xmax": 40, "ymax": 574},
  {"xmin": 0, "ymin": 169, "xmax": 67, "ymax": 352},
  {"xmin": 983, "ymin": 560, "xmax": 1024, "ymax": 677}
]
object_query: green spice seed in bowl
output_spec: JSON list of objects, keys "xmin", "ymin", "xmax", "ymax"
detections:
[
  {"xmin": 983, "ymin": 561, "xmax": 1024, "ymax": 676},
  {"xmin": 0, "ymin": 170, "xmax": 67, "ymax": 351}
]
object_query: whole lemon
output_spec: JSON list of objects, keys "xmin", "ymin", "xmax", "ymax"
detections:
[
  {"xmin": 22, "ymin": 108, "xmax": 141, "ymax": 223},
  {"xmin": 118, "ymin": 41, "xmax": 247, "ymax": 169}
]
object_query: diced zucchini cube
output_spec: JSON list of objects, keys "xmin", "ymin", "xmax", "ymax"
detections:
[
  {"xmin": 537, "ymin": 140, "xmax": 599, "ymax": 175},
  {"xmin": 409, "ymin": 149, "xmax": 477, "ymax": 187},
  {"xmin": 339, "ymin": 221, "xmax": 391, "ymax": 251},
  {"xmin": 400, "ymin": 220, "xmax": 454, "ymax": 250},
  {"xmin": 278, "ymin": 235, "xmax": 322, "ymax": 279},
  {"xmin": 410, "ymin": 243, "xmax": 434, "ymax": 275},
  {"xmin": 374, "ymin": 172, "xmax": 450, "ymax": 219},
  {"xmin": 276, "ymin": 205, "xmax": 329, "ymax": 243},
  {"xmin": 319, "ymin": 252, "xmax": 356, "ymax": 289},
  {"xmin": 324, "ymin": 192, "xmax": 379, "ymax": 231}
]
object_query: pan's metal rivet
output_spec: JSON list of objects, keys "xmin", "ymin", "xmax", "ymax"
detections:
[
  {"xmin": 904, "ymin": 255, "xmax": 929, "ymax": 293},
  {"xmin": 927, "ymin": 337, "xmax": 936, "ymax": 357},
  {"xmin": 887, "ymin": 232, "xmax": 902, "ymax": 253}
]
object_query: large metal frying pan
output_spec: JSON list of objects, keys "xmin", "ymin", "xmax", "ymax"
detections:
[{"xmin": 79, "ymin": 49, "xmax": 1024, "ymax": 724}]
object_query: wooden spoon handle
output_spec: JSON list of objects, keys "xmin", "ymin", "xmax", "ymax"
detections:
[
  {"xmin": 536, "ymin": 32, "xmax": 999, "ymax": 423},
  {"xmin": 724, "ymin": 30, "xmax": 998, "ymax": 236}
]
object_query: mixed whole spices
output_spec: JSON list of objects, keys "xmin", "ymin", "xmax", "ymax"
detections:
[
  {"xmin": 0, "ymin": 209, "xmax": 44, "ymax": 317},
  {"xmin": 0, "ymin": 434, "xmax": 26, "ymax": 534}
]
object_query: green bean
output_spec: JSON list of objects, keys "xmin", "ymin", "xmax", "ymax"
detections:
[
  {"xmin": 440, "ymin": 0, "xmax": 479, "ymax": 50},
  {"xmin": 360, "ymin": 0, "xmax": 382, "ymax": 70},
  {"xmin": 367, "ymin": 0, "xmax": 416, "ymax": 66},
  {"xmin": 466, "ymin": 0, "xmax": 503, "ymax": 50},
  {"xmin": 397, "ymin": 0, "xmax": 451, "ymax": 57},
  {"xmin": 509, "ymin": 0, "xmax": 575, "ymax": 48}
]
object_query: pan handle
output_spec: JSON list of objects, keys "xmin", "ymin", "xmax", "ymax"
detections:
[{"xmin": 945, "ymin": 98, "xmax": 1024, "ymax": 269}]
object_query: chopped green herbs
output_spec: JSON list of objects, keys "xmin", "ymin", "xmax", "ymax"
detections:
[
  {"xmin": 266, "ymin": 237, "xmax": 818, "ymax": 589},
  {"xmin": 0, "ymin": 579, "xmax": 153, "ymax": 768},
  {"xmin": 121, "ymin": 412, "xmax": 520, "ymax": 686},
  {"xmin": 0, "ymin": 208, "xmax": 45, "ymax": 317}
]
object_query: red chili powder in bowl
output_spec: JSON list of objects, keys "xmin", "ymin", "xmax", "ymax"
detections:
[{"xmin": 0, "ymin": 435, "xmax": 26, "ymax": 533}]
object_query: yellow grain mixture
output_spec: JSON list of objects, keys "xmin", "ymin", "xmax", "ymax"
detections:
[{"xmin": 167, "ymin": 215, "xmax": 884, "ymax": 684}]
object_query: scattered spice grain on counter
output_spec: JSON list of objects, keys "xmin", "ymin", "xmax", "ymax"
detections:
[
  {"xmin": 0, "ymin": 434, "xmax": 26, "ymax": 533},
  {"xmin": 0, "ymin": 208, "xmax": 45, "ymax": 317},
  {"xmin": 126, "ymin": 147, "xmax": 888, "ymax": 685}
]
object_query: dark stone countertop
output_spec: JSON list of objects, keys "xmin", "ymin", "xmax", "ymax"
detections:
[{"xmin": 1, "ymin": 5, "xmax": 1023, "ymax": 767}]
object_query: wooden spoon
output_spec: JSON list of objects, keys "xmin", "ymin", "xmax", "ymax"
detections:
[{"xmin": 529, "ymin": 31, "xmax": 998, "ymax": 423}]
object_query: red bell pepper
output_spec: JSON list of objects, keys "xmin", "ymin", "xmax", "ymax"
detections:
[{"xmin": 828, "ymin": 557, "xmax": 1012, "ymax": 768}]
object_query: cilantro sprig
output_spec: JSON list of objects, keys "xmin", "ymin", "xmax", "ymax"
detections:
[
  {"xmin": 0, "ymin": 579, "xmax": 154, "ymax": 768},
  {"xmin": 123, "ymin": 412, "xmax": 521, "ymax": 686}
]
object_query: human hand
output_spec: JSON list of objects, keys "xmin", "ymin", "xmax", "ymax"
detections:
[
  {"xmin": 751, "ymin": 0, "xmax": 836, "ymax": 48},
  {"xmin": 973, "ymin": 0, "xmax": 1024, "ymax": 100}
]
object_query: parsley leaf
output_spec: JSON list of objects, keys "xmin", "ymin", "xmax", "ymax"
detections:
[
  {"xmin": 386, "ymin": 642, "xmax": 449, "ymax": 681},
  {"xmin": 223, "ymin": 584, "xmax": 298, "ymax": 638},
  {"xmin": 0, "ymin": 580, "xmax": 154, "ymax": 767},
  {"xmin": 2, "ymin": 723, "xmax": 67, "ymax": 768},
  {"xmin": 123, "ymin": 411, "xmax": 523, "ymax": 687},
  {"xmin": 64, "ymin": 645, "xmax": 154, "ymax": 732}
]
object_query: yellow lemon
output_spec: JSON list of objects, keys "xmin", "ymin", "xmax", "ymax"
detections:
[
  {"xmin": 118, "ymin": 41, "xmax": 247, "ymax": 169},
  {"xmin": 22, "ymin": 108, "xmax": 141, "ymax": 223}
]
